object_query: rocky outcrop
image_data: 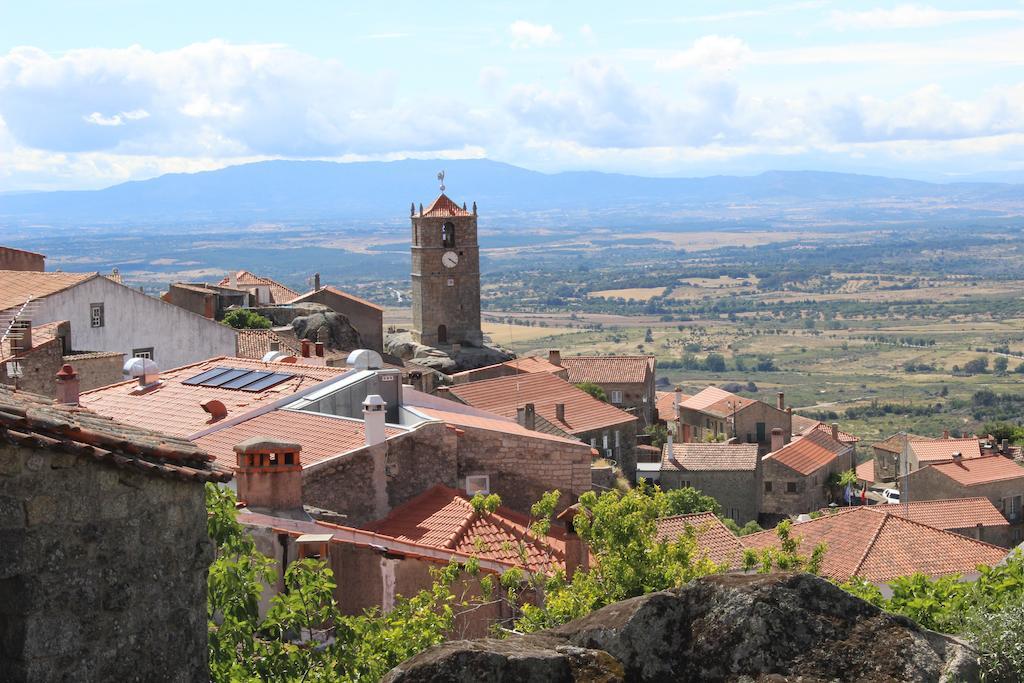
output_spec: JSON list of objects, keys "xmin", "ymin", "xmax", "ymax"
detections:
[
  {"xmin": 384, "ymin": 331, "xmax": 514, "ymax": 374},
  {"xmin": 385, "ymin": 573, "xmax": 979, "ymax": 682},
  {"xmin": 291, "ymin": 310, "xmax": 362, "ymax": 350}
]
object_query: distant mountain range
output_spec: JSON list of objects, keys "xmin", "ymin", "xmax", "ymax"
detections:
[{"xmin": 0, "ymin": 158, "xmax": 1021, "ymax": 227}]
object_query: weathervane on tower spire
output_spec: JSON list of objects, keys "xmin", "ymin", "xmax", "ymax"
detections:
[{"xmin": 437, "ymin": 170, "xmax": 445, "ymax": 193}]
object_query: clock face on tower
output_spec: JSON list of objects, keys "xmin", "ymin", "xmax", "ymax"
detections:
[{"xmin": 442, "ymin": 250, "xmax": 459, "ymax": 268}]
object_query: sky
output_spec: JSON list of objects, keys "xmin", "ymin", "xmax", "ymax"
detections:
[{"xmin": 1, "ymin": 1, "xmax": 1023, "ymax": 191}]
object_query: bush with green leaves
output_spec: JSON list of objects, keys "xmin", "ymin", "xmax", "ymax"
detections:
[
  {"xmin": 222, "ymin": 308, "xmax": 272, "ymax": 329},
  {"xmin": 575, "ymin": 382, "xmax": 607, "ymax": 402}
]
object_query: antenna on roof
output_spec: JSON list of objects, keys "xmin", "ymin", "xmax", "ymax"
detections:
[{"xmin": 437, "ymin": 170, "xmax": 445, "ymax": 193}]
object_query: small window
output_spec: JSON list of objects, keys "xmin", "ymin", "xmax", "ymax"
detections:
[
  {"xmin": 132, "ymin": 347, "xmax": 154, "ymax": 360},
  {"xmin": 756, "ymin": 422, "xmax": 766, "ymax": 442},
  {"xmin": 610, "ymin": 390, "xmax": 623, "ymax": 404},
  {"xmin": 683, "ymin": 480, "xmax": 692, "ymax": 488},
  {"xmin": 786, "ymin": 481, "xmax": 797, "ymax": 494},
  {"xmin": 441, "ymin": 221, "xmax": 456, "ymax": 248},
  {"xmin": 764, "ymin": 481, "xmax": 773, "ymax": 493},
  {"xmin": 465, "ymin": 474, "xmax": 490, "ymax": 496},
  {"xmin": 90, "ymin": 303, "xmax": 104, "ymax": 328},
  {"xmin": 614, "ymin": 430, "xmax": 621, "ymax": 448},
  {"xmin": 1005, "ymin": 495, "xmax": 1022, "ymax": 522}
]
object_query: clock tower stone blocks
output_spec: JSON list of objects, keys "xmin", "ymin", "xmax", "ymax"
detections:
[{"xmin": 409, "ymin": 192, "xmax": 483, "ymax": 347}]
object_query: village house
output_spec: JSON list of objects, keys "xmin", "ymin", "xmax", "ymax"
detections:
[
  {"xmin": 656, "ymin": 442, "xmax": 761, "ymax": 524},
  {"xmin": 876, "ymin": 497, "xmax": 1013, "ymax": 548},
  {"xmin": 741, "ymin": 506, "xmax": 1008, "ymax": 587},
  {"xmin": 445, "ymin": 370, "xmax": 638, "ymax": 479},
  {"xmin": 79, "ymin": 350, "xmax": 594, "ymax": 520},
  {"xmin": 901, "ymin": 455, "xmax": 1024, "ymax": 546},
  {"xmin": 162, "ymin": 282, "xmax": 253, "ymax": 319},
  {"xmin": 557, "ymin": 352, "xmax": 657, "ymax": 427},
  {"xmin": 654, "ymin": 387, "xmax": 691, "ymax": 425},
  {"xmin": 0, "ymin": 269, "xmax": 237, "ymax": 370},
  {"xmin": 449, "ymin": 352, "xmax": 568, "ymax": 384},
  {"xmin": 675, "ymin": 387, "xmax": 793, "ymax": 453},
  {"xmin": 655, "ymin": 511, "xmax": 746, "ymax": 567},
  {"xmin": 759, "ymin": 427, "xmax": 853, "ymax": 525},
  {"xmin": 218, "ymin": 269, "xmax": 301, "ymax": 305},
  {"xmin": 0, "ymin": 245, "xmax": 45, "ymax": 271},
  {"xmin": 869, "ymin": 433, "xmax": 933, "ymax": 482},
  {"xmin": 1, "ymin": 320, "xmax": 123, "ymax": 396},
  {"xmin": 287, "ymin": 277, "xmax": 385, "ymax": 353},
  {"xmin": 0, "ymin": 382, "xmax": 231, "ymax": 681}
]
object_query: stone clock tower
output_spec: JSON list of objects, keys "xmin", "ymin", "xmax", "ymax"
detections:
[{"xmin": 409, "ymin": 182, "xmax": 483, "ymax": 347}]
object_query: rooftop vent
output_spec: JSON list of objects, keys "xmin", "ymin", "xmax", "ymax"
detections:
[
  {"xmin": 347, "ymin": 349, "xmax": 384, "ymax": 371},
  {"xmin": 261, "ymin": 351, "xmax": 289, "ymax": 363},
  {"xmin": 124, "ymin": 357, "xmax": 160, "ymax": 386}
]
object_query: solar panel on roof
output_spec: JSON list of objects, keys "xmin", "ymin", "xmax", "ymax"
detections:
[
  {"xmin": 240, "ymin": 372, "xmax": 294, "ymax": 392},
  {"xmin": 182, "ymin": 367, "xmax": 233, "ymax": 385},
  {"xmin": 220, "ymin": 370, "xmax": 272, "ymax": 390},
  {"xmin": 202, "ymin": 368, "xmax": 251, "ymax": 387}
]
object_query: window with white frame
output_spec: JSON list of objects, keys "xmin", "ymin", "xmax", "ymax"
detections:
[
  {"xmin": 610, "ymin": 390, "xmax": 623, "ymax": 404},
  {"xmin": 465, "ymin": 474, "xmax": 490, "ymax": 496},
  {"xmin": 89, "ymin": 303, "xmax": 104, "ymax": 328},
  {"xmin": 132, "ymin": 347, "xmax": 154, "ymax": 360}
]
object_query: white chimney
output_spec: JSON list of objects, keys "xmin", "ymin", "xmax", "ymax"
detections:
[
  {"xmin": 674, "ymin": 386, "xmax": 682, "ymax": 408},
  {"xmin": 363, "ymin": 394, "xmax": 387, "ymax": 446},
  {"xmin": 666, "ymin": 431, "xmax": 674, "ymax": 457}
]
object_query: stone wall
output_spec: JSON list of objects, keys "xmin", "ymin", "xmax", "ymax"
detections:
[
  {"xmin": 760, "ymin": 458, "xmax": 843, "ymax": 522},
  {"xmin": 578, "ymin": 421, "xmax": 637, "ymax": 483},
  {"xmin": 734, "ymin": 402, "xmax": 792, "ymax": 453},
  {"xmin": 661, "ymin": 468, "xmax": 760, "ymax": 524},
  {"xmin": 0, "ymin": 441, "xmax": 210, "ymax": 681},
  {"xmin": 589, "ymin": 380, "xmax": 654, "ymax": 427},
  {"xmin": 290, "ymin": 289, "xmax": 384, "ymax": 353},
  {"xmin": 63, "ymin": 352, "xmax": 124, "ymax": 391},
  {"xmin": 0, "ymin": 338, "xmax": 63, "ymax": 396},
  {"xmin": 0, "ymin": 247, "xmax": 44, "ymax": 272}
]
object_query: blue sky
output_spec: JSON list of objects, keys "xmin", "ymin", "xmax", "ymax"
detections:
[{"xmin": 1, "ymin": 1, "xmax": 1023, "ymax": 190}]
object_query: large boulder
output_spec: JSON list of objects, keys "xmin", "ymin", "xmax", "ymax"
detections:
[
  {"xmin": 384, "ymin": 573, "xmax": 979, "ymax": 682},
  {"xmin": 384, "ymin": 331, "xmax": 514, "ymax": 374},
  {"xmin": 291, "ymin": 310, "xmax": 362, "ymax": 350}
]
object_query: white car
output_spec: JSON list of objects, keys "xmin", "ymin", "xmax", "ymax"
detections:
[{"xmin": 881, "ymin": 488, "xmax": 900, "ymax": 504}]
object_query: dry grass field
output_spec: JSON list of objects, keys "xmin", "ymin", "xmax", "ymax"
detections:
[{"xmin": 588, "ymin": 287, "xmax": 666, "ymax": 301}]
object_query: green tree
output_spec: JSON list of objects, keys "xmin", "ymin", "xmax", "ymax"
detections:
[
  {"xmin": 576, "ymin": 382, "xmax": 608, "ymax": 402},
  {"xmin": 643, "ymin": 423, "xmax": 668, "ymax": 450},
  {"xmin": 662, "ymin": 486, "xmax": 721, "ymax": 516},
  {"xmin": 222, "ymin": 309, "xmax": 272, "ymax": 330},
  {"xmin": 994, "ymin": 356, "xmax": 1009, "ymax": 374},
  {"xmin": 963, "ymin": 356, "xmax": 989, "ymax": 375},
  {"xmin": 704, "ymin": 353, "xmax": 726, "ymax": 372}
]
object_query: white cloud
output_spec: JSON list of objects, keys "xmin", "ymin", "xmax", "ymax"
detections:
[
  {"xmin": 830, "ymin": 5, "xmax": 1024, "ymax": 30},
  {"xmin": 508, "ymin": 20, "xmax": 561, "ymax": 49},
  {"xmin": 84, "ymin": 109, "xmax": 150, "ymax": 126},
  {"xmin": 655, "ymin": 35, "xmax": 752, "ymax": 75}
]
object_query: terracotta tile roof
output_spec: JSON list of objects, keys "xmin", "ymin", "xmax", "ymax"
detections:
[
  {"xmin": 365, "ymin": 484, "xmax": 566, "ymax": 573},
  {"xmin": 0, "ymin": 385, "xmax": 231, "ymax": 484},
  {"xmin": 873, "ymin": 433, "xmax": 932, "ymax": 454},
  {"xmin": 79, "ymin": 356, "xmax": 344, "ymax": 438},
  {"xmin": 764, "ymin": 429, "xmax": 847, "ymax": 476},
  {"xmin": 194, "ymin": 408, "xmax": 404, "ymax": 470},
  {"xmin": 655, "ymin": 391, "xmax": 690, "ymax": 422},
  {"xmin": 447, "ymin": 355, "xmax": 567, "ymax": 383},
  {"xmin": 876, "ymin": 498, "xmax": 1010, "ymax": 531},
  {"xmin": 741, "ymin": 507, "xmax": 1007, "ymax": 582},
  {"xmin": 561, "ymin": 355, "xmax": 653, "ymax": 385},
  {"xmin": 656, "ymin": 512, "xmax": 745, "ymax": 566},
  {"xmin": 926, "ymin": 455, "xmax": 1024, "ymax": 486},
  {"xmin": 218, "ymin": 270, "xmax": 299, "ymax": 304},
  {"xmin": 235, "ymin": 329, "xmax": 299, "ymax": 360},
  {"xmin": 661, "ymin": 442, "xmax": 759, "ymax": 472},
  {"xmin": 504, "ymin": 356, "xmax": 565, "ymax": 375},
  {"xmin": 422, "ymin": 193, "xmax": 471, "ymax": 218},
  {"xmin": 793, "ymin": 416, "xmax": 860, "ymax": 444},
  {"xmin": 910, "ymin": 438, "xmax": 983, "ymax": 464},
  {"xmin": 680, "ymin": 386, "xmax": 742, "ymax": 412},
  {"xmin": 447, "ymin": 372, "xmax": 637, "ymax": 435},
  {"xmin": 289, "ymin": 285, "xmax": 384, "ymax": 312},
  {"xmin": 855, "ymin": 459, "xmax": 876, "ymax": 484},
  {"xmin": 811, "ymin": 422, "xmax": 860, "ymax": 444},
  {"xmin": 0, "ymin": 270, "xmax": 95, "ymax": 311}
]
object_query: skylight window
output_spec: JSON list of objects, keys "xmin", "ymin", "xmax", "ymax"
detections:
[{"xmin": 182, "ymin": 366, "xmax": 294, "ymax": 392}]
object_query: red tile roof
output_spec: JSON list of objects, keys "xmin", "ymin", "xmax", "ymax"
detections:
[
  {"xmin": 877, "ymin": 498, "xmax": 1009, "ymax": 531},
  {"xmin": 194, "ymin": 408, "xmax": 405, "ymax": 470},
  {"xmin": 218, "ymin": 270, "xmax": 300, "ymax": 304},
  {"xmin": 422, "ymin": 193, "xmax": 471, "ymax": 218},
  {"xmin": 0, "ymin": 385, "xmax": 231, "ymax": 484},
  {"xmin": 661, "ymin": 442, "xmax": 759, "ymax": 472},
  {"xmin": 235, "ymin": 329, "xmax": 299, "ymax": 360},
  {"xmin": 447, "ymin": 372, "xmax": 637, "ymax": 435},
  {"xmin": 288, "ymin": 285, "xmax": 384, "ymax": 312},
  {"xmin": 79, "ymin": 356, "xmax": 344, "ymax": 438},
  {"xmin": 764, "ymin": 429, "xmax": 847, "ymax": 476},
  {"xmin": 0, "ymin": 270, "xmax": 95, "ymax": 311},
  {"xmin": 855, "ymin": 459, "xmax": 876, "ymax": 484},
  {"xmin": 681, "ymin": 386, "xmax": 744, "ymax": 412},
  {"xmin": 872, "ymin": 433, "xmax": 932, "ymax": 454},
  {"xmin": 656, "ymin": 512, "xmax": 745, "ymax": 565},
  {"xmin": 411, "ymin": 403, "xmax": 589, "ymax": 447},
  {"xmin": 926, "ymin": 455, "xmax": 1024, "ymax": 486},
  {"xmin": 805, "ymin": 421, "xmax": 860, "ymax": 444},
  {"xmin": 561, "ymin": 355, "xmax": 653, "ymax": 384},
  {"xmin": 741, "ymin": 507, "xmax": 1007, "ymax": 582},
  {"xmin": 655, "ymin": 391, "xmax": 690, "ymax": 422},
  {"xmin": 365, "ymin": 485, "xmax": 566, "ymax": 573},
  {"xmin": 505, "ymin": 356, "xmax": 565, "ymax": 375},
  {"xmin": 910, "ymin": 438, "xmax": 983, "ymax": 464}
]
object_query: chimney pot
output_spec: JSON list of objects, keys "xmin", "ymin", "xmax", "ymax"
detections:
[
  {"xmin": 55, "ymin": 364, "xmax": 80, "ymax": 406},
  {"xmin": 232, "ymin": 437, "xmax": 303, "ymax": 511},
  {"xmin": 524, "ymin": 403, "xmax": 536, "ymax": 431},
  {"xmin": 315, "ymin": 342, "xmax": 325, "ymax": 358},
  {"xmin": 831, "ymin": 423, "xmax": 839, "ymax": 442},
  {"xmin": 943, "ymin": 429, "xmax": 950, "ymax": 439},
  {"xmin": 301, "ymin": 339, "xmax": 312, "ymax": 358},
  {"xmin": 1001, "ymin": 438, "xmax": 1009, "ymax": 454},
  {"xmin": 363, "ymin": 394, "xmax": 388, "ymax": 446},
  {"xmin": 548, "ymin": 349, "xmax": 562, "ymax": 366},
  {"xmin": 777, "ymin": 392, "xmax": 785, "ymax": 410},
  {"xmin": 771, "ymin": 427, "xmax": 784, "ymax": 453},
  {"xmin": 674, "ymin": 386, "xmax": 682, "ymax": 408},
  {"xmin": 314, "ymin": 272, "xmax": 321, "ymax": 290},
  {"xmin": 555, "ymin": 403, "xmax": 566, "ymax": 423}
]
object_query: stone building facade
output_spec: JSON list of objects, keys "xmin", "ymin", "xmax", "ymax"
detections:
[
  {"xmin": 288, "ymin": 285, "xmax": 384, "ymax": 353},
  {"xmin": 759, "ymin": 430, "xmax": 851, "ymax": 525},
  {"xmin": 0, "ymin": 246, "xmax": 45, "ymax": 271},
  {"xmin": 0, "ymin": 385, "xmax": 231, "ymax": 682},
  {"xmin": 1, "ymin": 321, "xmax": 124, "ymax": 397},
  {"xmin": 658, "ymin": 443, "xmax": 761, "ymax": 524},
  {"xmin": 410, "ymin": 193, "xmax": 482, "ymax": 347}
]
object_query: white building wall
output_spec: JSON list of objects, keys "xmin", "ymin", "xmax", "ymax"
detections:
[{"xmin": 31, "ymin": 276, "xmax": 237, "ymax": 370}]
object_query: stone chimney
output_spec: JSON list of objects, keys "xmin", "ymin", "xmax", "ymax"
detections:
[
  {"xmin": 777, "ymin": 392, "xmax": 785, "ymax": 410},
  {"xmin": 831, "ymin": 423, "xmax": 840, "ymax": 442},
  {"xmin": 314, "ymin": 342, "xmax": 325, "ymax": 358},
  {"xmin": 681, "ymin": 422, "xmax": 692, "ymax": 443},
  {"xmin": 548, "ymin": 349, "xmax": 562, "ymax": 367},
  {"xmin": 55, "ymin": 364, "xmax": 79, "ymax": 405},
  {"xmin": 674, "ymin": 386, "xmax": 682, "ymax": 408},
  {"xmin": 943, "ymin": 429, "xmax": 950, "ymax": 439},
  {"xmin": 363, "ymin": 394, "xmax": 387, "ymax": 446},
  {"xmin": 556, "ymin": 504, "xmax": 591, "ymax": 580},
  {"xmin": 517, "ymin": 403, "xmax": 536, "ymax": 431},
  {"xmin": 314, "ymin": 272, "xmax": 321, "ymax": 290},
  {"xmin": 771, "ymin": 427, "xmax": 784, "ymax": 453},
  {"xmin": 1001, "ymin": 438, "xmax": 1009, "ymax": 454},
  {"xmin": 233, "ymin": 437, "xmax": 303, "ymax": 511},
  {"xmin": 10, "ymin": 320, "xmax": 31, "ymax": 355},
  {"xmin": 301, "ymin": 339, "xmax": 312, "ymax": 358},
  {"xmin": 555, "ymin": 403, "xmax": 566, "ymax": 423}
]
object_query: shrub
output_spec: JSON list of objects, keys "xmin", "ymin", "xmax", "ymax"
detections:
[{"xmin": 222, "ymin": 309, "xmax": 272, "ymax": 330}]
